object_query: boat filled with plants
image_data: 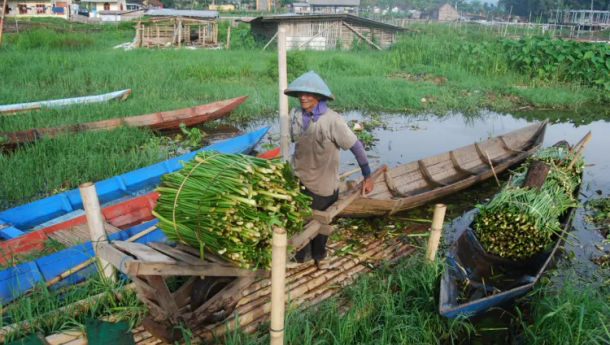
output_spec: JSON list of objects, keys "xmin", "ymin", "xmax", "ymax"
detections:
[{"xmin": 439, "ymin": 139, "xmax": 586, "ymax": 317}]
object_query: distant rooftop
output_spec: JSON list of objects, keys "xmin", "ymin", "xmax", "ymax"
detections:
[
  {"xmin": 309, "ymin": 0, "xmax": 359, "ymax": 6},
  {"xmin": 145, "ymin": 8, "xmax": 218, "ymax": 18}
]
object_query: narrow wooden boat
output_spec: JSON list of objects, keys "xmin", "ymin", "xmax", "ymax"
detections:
[
  {"xmin": 0, "ymin": 95, "xmax": 248, "ymax": 145},
  {"xmin": 0, "ymin": 127, "xmax": 270, "ymax": 241},
  {"xmin": 0, "ymin": 89, "xmax": 131, "ymax": 115},
  {"xmin": 0, "ymin": 146, "xmax": 280, "ymax": 264},
  {"xmin": 438, "ymin": 206, "xmax": 575, "ymax": 318},
  {"xmin": 336, "ymin": 121, "xmax": 548, "ymax": 218}
]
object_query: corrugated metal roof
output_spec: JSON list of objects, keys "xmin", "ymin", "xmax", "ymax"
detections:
[
  {"xmin": 253, "ymin": 14, "xmax": 404, "ymax": 31},
  {"xmin": 145, "ymin": 8, "xmax": 218, "ymax": 18},
  {"xmin": 309, "ymin": 0, "xmax": 359, "ymax": 6}
]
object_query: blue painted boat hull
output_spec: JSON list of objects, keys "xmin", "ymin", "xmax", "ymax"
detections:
[
  {"xmin": 0, "ymin": 219, "xmax": 166, "ymax": 303},
  {"xmin": 0, "ymin": 127, "xmax": 270, "ymax": 239}
]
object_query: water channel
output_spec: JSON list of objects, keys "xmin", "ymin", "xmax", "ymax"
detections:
[{"xmin": 244, "ymin": 109, "xmax": 610, "ymax": 273}]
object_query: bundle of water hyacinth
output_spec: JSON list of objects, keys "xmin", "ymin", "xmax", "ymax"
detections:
[
  {"xmin": 472, "ymin": 146, "xmax": 583, "ymax": 260},
  {"xmin": 152, "ymin": 151, "xmax": 312, "ymax": 269}
]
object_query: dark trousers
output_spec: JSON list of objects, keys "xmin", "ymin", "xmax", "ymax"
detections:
[{"xmin": 294, "ymin": 187, "xmax": 338, "ymax": 262}]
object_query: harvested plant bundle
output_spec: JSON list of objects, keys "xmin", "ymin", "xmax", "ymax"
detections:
[
  {"xmin": 472, "ymin": 146, "xmax": 583, "ymax": 260},
  {"xmin": 152, "ymin": 151, "xmax": 312, "ymax": 269}
]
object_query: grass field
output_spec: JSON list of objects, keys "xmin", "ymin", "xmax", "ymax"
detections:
[{"xmin": 1, "ymin": 21, "xmax": 608, "ymax": 209}]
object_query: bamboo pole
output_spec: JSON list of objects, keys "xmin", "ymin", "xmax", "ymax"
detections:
[
  {"xmin": 270, "ymin": 227, "xmax": 287, "ymax": 345},
  {"xmin": 278, "ymin": 25, "xmax": 290, "ymax": 162},
  {"xmin": 79, "ymin": 182, "xmax": 115, "ymax": 282},
  {"xmin": 226, "ymin": 24, "xmax": 231, "ymax": 49},
  {"xmin": 561, "ymin": 131, "xmax": 591, "ymax": 166},
  {"xmin": 485, "ymin": 151, "xmax": 501, "ymax": 187},
  {"xmin": 425, "ymin": 204, "xmax": 446, "ymax": 263},
  {"xmin": 567, "ymin": 134, "xmax": 592, "ymax": 170},
  {"xmin": 0, "ymin": 0, "xmax": 7, "ymax": 48}
]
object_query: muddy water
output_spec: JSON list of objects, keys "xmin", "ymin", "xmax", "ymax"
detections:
[{"xmin": 245, "ymin": 110, "xmax": 610, "ymax": 271}]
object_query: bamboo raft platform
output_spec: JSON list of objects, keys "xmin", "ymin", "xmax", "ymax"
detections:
[{"xmin": 43, "ymin": 223, "xmax": 422, "ymax": 345}]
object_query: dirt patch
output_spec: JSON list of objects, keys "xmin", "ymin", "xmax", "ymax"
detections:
[{"xmin": 388, "ymin": 72, "xmax": 448, "ymax": 85}]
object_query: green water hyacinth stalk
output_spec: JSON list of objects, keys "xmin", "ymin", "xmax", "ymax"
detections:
[
  {"xmin": 152, "ymin": 151, "xmax": 312, "ymax": 269},
  {"xmin": 472, "ymin": 146, "xmax": 584, "ymax": 260}
]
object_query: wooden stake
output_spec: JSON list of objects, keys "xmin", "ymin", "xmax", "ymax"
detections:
[
  {"xmin": 79, "ymin": 182, "xmax": 115, "ymax": 282},
  {"xmin": 270, "ymin": 226, "xmax": 287, "ymax": 345},
  {"xmin": 0, "ymin": 0, "xmax": 7, "ymax": 48},
  {"xmin": 277, "ymin": 25, "xmax": 290, "ymax": 162},
  {"xmin": 226, "ymin": 24, "xmax": 231, "ymax": 49},
  {"xmin": 425, "ymin": 204, "xmax": 446, "ymax": 263},
  {"xmin": 485, "ymin": 151, "xmax": 501, "ymax": 187}
]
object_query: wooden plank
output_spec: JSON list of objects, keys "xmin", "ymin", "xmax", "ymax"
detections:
[
  {"xmin": 132, "ymin": 276, "xmax": 157, "ymax": 300},
  {"xmin": 175, "ymin": 243, "xmax": 226, "ymax": 264},
  {"xmin": 147, "ymin": 242, "xmax": 205, "ymax": 266},
  {"xmin": 146, "ymin": 276, "xmax": 179, "ymax": 321},
  {"xmin": 97, "ymin": 242, "xmax": 138, "ymax": 274},
  {"xmin": 341, "ymin": 21, "xmax": 381, "ymax": 50},
  {"xmin": 131, "ymin": 262, "xmax": 266, "ymax": 277},
  {"xmin": 172, "ymin": 276, "xmax": 198, "ymax": 309},
  {"xmin": 191, "ymin": 277, "xmax": 255, "ymax": 322},
  {"xmin": 113, "ymin": 241, "xmax": 176, "ymax": 263},
  {"xmin": 384, "ymin": 169, "xmax": 407, "ymax": 197},
  {"xmin": 499, "ymin": 135, "xmax": 524, "ymax": 153},
  {"xmin": 288, "ymin": 220, "xmax": 321, "ymax": 252}
]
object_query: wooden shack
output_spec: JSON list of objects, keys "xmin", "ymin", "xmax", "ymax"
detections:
[
  {"xmin": 134, "ymin": 9, "xmax": 218, "ymax": 48},
  {"xmin": 250, "ymin": 14, "xmax": 404, "ymax": 51}
]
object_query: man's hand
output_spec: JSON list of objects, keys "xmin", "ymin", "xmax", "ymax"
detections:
[{"xmin": 361, "ymin": 177, "xmax": 374, "ymax": 196}]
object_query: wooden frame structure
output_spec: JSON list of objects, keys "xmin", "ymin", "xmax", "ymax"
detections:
[
  {"xmin": 97, "ymin": 166, "xmax": 387, "ymax": 342},
  {"xmin": 251, "ymin": 14, "xmax": 404, "ymax": 50},
  {"xmin": 134, "ymin": 17, "xmax": 218, "ymax": 48}
]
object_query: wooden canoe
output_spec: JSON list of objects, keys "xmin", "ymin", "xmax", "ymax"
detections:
[
  {"xmin": 0, "ymin": 146, "xmax": 280, "ymax": 264},
  {"xmin": 438, "ymin": 211, "xmax": 573, "ymax": 318},
  {"xmin": 0, "ymin": 95, "xmax": 247, "ymax": 145},
  {"xmin": 0, "ymin": 89, "xmax": 131, "ymax": 115},
  {"xmin": 334, "ymin": 121, "xmax": 548, "ymax": 218}
]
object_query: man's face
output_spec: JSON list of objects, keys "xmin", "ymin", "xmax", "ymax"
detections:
[{"xmin": 297, "ymin": 92, "xmax": 320, "ymax": 113}]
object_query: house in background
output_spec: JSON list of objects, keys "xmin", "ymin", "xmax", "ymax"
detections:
[
  {"xmin": 424, "ymin": 3, "xmax": 459, "ymax": 21},
  {"xmin": 79, "ymin": 0, "xmax": 126, "ymax": 17},
  {"xmin": 310, "ymin": 0, "xmax": 359, "ymax": 15},
  {"xmin": 290, "ymin": 2, "xmax": 310, "ymax": 14},
  {"xmin": 250, "ymin": 14, "xmax": 403, "ymax": 51},
  {"xmin": 3, "ymin": 0, "xmax": 71, "ymax": 19}
]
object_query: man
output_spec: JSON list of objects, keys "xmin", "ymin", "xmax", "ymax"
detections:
[{"xmin": 284, "ymin": 71, "xmax": 374, "ymax": 268}]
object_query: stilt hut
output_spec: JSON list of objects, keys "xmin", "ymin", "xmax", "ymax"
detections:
[
  {"xmin": 134, "ymin": 9, "xmax": 219, "ymax": 48},
  {"xmin": 250, "ymin": 14, "xmax": 404, "ymax": 50}
]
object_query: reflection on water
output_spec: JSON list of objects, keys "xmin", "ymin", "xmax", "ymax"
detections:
[{"xmin": 246, "ymin": 109, "xmax": 610, "ymax": 271}]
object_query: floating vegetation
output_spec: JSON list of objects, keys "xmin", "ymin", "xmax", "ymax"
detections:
[
  {"xmin": 472, "ymin": 145, "xmax": 583, "ymax": 260},
  {"xmin": 585, "ymin": 196, "xmax": 610, "ymax": 238},
  {"xmin": 152, "ymin": 151, "xmax": 312, "ymax": 269}
]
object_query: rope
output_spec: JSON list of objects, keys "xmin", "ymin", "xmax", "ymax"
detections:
[{"xmin": 172, "ymin": 152, "xmax": 222, "ymax": 244}]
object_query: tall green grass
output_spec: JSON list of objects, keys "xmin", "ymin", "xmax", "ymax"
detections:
[
  {"xmin": 0, "ymin": 274, "xmax": 144, "ymax": 343},
  {"xmin": 517, "ymin": 274, "xmax": 610, "ymax": 345},
  {"xmin": 222, "ymin": 254, "xmax": 474, "ymax": 345}
]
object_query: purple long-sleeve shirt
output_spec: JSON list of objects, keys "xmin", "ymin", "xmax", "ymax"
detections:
[{"xmin": 302, "ymin": 100, "xmax": 370, "ymax": 178}]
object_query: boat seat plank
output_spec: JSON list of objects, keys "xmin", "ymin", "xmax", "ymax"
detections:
[
  {"xmin": 474, "ymin": 142, "xmax": 503, "ymax": 167},
  {"xmin": 384, "ymin": 169, "xmax": 408, "ymax": 197},
  {"xmin": 114, "ymin": 241, "xmax": 177, "ymax": 263},
  {"xmin": 417, "ymin": 160, "xmax": 447, "ymax": 187},
  {"xmin": 499, "ymin": 135, "xmax": 525, "ymax": 153},
  {"xmin": 48, "ymin": 222, "xmax": 120, "ymax": 246},
  {"xmin": 449, "ymin": 150, "xmax": 478, "ymax": 176}
]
